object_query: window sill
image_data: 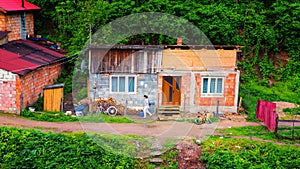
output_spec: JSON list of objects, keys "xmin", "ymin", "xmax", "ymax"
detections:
[{"xmin": 201, "ymin": 94, "xmax": 224, "ymax": 97}]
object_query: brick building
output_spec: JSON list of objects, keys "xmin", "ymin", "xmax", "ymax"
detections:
[
  {"xmin": 0, "ymin": 1, "xmax": 65, "ymax": 113},
  {"xmin": 88, "ymin": 44, "xmax": 241, "ymax": 118},
  {"xmin": 0, "ymin": 0, "xmax": 40, "ymax": 41}
]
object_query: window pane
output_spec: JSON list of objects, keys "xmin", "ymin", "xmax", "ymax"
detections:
[
  {"xmin": 210, "ymin": 78, "xmax": 216, "ymax": 93},
  {"xmin": 202, "ymin": 78, "xmax": 208, "ymax": 93},
  {"xmin": 111, "ymin": 77, "xmax": 118, "ymax": 92},
  {"xmin": 119, "ymin": 77, "xmax": 125, "ymax": 92},
  {"xmin": 217, "ymin": 78, "xmax": 223, "ymax": 93},
  {"xmin": 128, "ymin": 77, "xmax": 135, "ymax": 92}
]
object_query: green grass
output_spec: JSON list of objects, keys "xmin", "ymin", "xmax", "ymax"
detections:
[
  {"xmin": 20, "ymin": 110, "xmax": 135, "ymax": 123},
  {"xmin": 79, "ymin": 113, "xmax": 135, "ymax": 123},
  {"xmin": 216, "ymin": 126, "xmax": 300, "ymax": 143},
  {"xmin": 201, "ymin": 136, "xmax": 300, "ymax": 169}
]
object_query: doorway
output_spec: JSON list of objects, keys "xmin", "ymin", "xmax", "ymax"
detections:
[{"xmin": 162, "ymin": 76, "xmax": 181, "ymax": 105}]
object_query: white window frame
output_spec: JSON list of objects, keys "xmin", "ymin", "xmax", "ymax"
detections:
[
  {"xmin": 110, "ymin": 75, "xmax": 137, "ymax": 94},
  {"xmin": 201, "ymin": 77, "xmax": 224, "ymax": 97}
]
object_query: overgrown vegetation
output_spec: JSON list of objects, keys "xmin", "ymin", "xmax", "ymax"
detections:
[
  {"xmin": 0, "ymin": 127, "xmax": 136, "ymax": 168},
  {"xmin": 201, "ymin": 137, "xmax": 300, "ymax": 169},
  {"xmin": 21, "ymin": 110, "xmax": 78, "ymax": 122},
  {"xmin": 216, "ymin": 126, "xmax": 300, "ymax": 144}
]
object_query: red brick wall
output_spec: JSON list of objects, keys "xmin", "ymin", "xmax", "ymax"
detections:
[
  {"xmin": 16, "ymin": 63, "xmax": 62, "ymax": 109},
  {"xmin": 5, "ymin": 13, "xmax": 35, "ymax": 41},
  {"xmin": 195, "ymin": 73, "xmax": 236, "ymax": 107}
]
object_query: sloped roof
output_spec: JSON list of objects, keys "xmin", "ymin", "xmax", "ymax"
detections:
[
  {"xmin": 0, "ymin": 40, "xmax": 65, "ymax": 75},
  {"xmin": 0, "ymin": 0, "xmax": 40, "ymax": 12},
  {"xmin": 162, "ymin": 49, "xmax": 237, "ymax": 71}
]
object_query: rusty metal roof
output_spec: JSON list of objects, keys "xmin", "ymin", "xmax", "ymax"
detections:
[{"xmin": 0, "ymin": 40, "xmax": 65, "ymax": 75}]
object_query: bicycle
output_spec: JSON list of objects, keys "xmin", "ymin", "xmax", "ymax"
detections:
[{"xmin": 95, "ymin": 98, "xmax": 118, "ymax": 116}]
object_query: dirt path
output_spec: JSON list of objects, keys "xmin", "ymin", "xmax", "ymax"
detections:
[{"xmin": 0, "ymin": 114, "xmax": 262, "ymax": 137}]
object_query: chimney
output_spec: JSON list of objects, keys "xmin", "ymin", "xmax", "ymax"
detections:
[
  {"xmin": 177, "ymin": 37, "xmax": 182, "ymax": 46},
  {"xmin": 22, "ymin": 0, "xmax": 24, "ymax": 8}
]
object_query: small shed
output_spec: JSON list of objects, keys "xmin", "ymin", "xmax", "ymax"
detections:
[{"xmin": 43, "ymin": 83, "xmax": 64, "ymax": 112}]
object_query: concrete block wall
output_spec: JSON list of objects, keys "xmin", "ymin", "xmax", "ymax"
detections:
[
  {"xmin": 90, "ymin": 73, "xmax": 158, "ymax": 109},
  {"xmin": 0, "ymin": 69, "xmax": 17, "ymax": 112},
  {"xmin": 16, "ymin": 63, "xmax": 62, "ymax": 109}
]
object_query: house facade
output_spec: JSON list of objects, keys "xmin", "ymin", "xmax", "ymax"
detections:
[
  {"xmin": 0, "ymin": 0, "xmax": 64, "ymax": 113},
  {"xmin": 88, "ymin": 44, "xmax": 241, "ymax": 114}
]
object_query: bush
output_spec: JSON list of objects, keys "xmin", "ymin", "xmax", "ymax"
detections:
[
  {"xmin": 76, "ymin": 87, "xmax": 87, "ymax": 101},
  {"xmin": 201, "ymin": 137, "xmax": 300, "ymax": 169},
  {"xmin": 21, "ymin": 110, "xmax": 78, "ymax": 122},
  {"xmin": 0, "ymin": 127, "xmax": 135, "ymax": 168}
]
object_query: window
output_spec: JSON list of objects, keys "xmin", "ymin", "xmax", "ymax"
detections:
[
  {"xmin": 201, "ymin": 77, "xmax": 224, "ymax": 96},
  {"xmin": 110, "ymin": 75, "xmax": 136, "ymax": 93}
]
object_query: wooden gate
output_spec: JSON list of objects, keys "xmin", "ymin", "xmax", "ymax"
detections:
[
  {"xmin": 162, "ymin": 76, "xmax": 181, "ymax": 105},
  {"xmin": 43, "ymin": 84, "xmax": 64, "ymax": 112}
]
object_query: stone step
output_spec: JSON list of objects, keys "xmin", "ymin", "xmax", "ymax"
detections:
[
  {"xmin": 150, "ymin": 158, "xmax": 163, "ymax": 163},
  {"xmin": 150, "ymin": 151, "xmax": 163, "ymax": 157}
]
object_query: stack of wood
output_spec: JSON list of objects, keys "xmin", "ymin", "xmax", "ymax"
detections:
[{"xmin": 94, "ymin": 97, "xmax": 116, "ymax": 106}]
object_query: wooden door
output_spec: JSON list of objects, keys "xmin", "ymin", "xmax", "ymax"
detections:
[
  {"xmin": 43, "ymin": 87, "xmax": 63, "ymax": 112},
  {"xmin": 162, "ymin": 76, "xmax": 181, "ymax": 105}
]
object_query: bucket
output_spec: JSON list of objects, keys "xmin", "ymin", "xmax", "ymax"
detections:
[{"xmin": 139, "ymin": 110, "xmax": 144, "ymax": 117}]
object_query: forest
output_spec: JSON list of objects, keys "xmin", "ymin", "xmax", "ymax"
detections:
[{"xmin": 28, "ymin": 0, "xmax": 300, "ymax": 117}]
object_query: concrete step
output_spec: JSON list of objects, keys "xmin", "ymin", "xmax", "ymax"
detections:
[
  {"xmin": 159, "ymin": 111, "xmax": 180, "ymax": 114},
  {"xmin": 158, "ymin": 114, "xmax": 181, "ymax": 121},
  {"xmin": 158, "ymin": 106, "xmax": 180, "ymax": 111},
  {"xmin": 150, "ymin": 151, "xmax": 163, "ymax": 157}
]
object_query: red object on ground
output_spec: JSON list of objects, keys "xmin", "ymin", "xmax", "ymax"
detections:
[
  {"xmin": 0, "ymin": 0, "xmax": 40, "ymax": 12},
  {"xmin": 256, "ymin": 100, "xmax": 278, "ymax": 131}
]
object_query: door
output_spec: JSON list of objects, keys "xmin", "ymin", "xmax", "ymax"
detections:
[{"xmin": 162, "ymin": 76, "xmax": 181, "ymax": 105}]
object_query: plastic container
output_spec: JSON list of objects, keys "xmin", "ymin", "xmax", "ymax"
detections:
[{"xmin": 139, "ymin": 110, "xmax": 144, "ymax": 117}]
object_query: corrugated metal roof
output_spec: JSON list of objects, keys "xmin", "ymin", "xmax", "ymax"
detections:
[
  {"xmin": 0, "ymin": 0, "xmax": 40, "ymax": 12},
  {"xmin": 0, "ymin": 40, "xmax": 65, "ymax": 75}
]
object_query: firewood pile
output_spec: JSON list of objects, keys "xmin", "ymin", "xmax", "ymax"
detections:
[{"xmin": 92, "ymin": 97, "xmax": 125, "ymax": 115}]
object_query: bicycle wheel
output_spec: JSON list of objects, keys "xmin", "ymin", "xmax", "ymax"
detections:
[{"xmin": 107, "ymin": 106, "xmax": 117, "ymax": 116}]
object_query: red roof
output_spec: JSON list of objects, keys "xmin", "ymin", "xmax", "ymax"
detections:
[
  {"xmin": 0, "ymin": 0, "xmax": 40, "ymax": 12},
  {"xmin": 0, "ymin": 40, "xmax": 65, "ymax": 75}
]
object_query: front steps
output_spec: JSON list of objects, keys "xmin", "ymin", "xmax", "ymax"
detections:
[{"xmin": 158, "ymin": 106, "xmax": 181, "ymax": 121}]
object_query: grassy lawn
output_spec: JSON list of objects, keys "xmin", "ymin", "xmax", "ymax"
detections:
[{"xmin": 216, "ymin": 126, "xmax": 300, "ymax": 144}]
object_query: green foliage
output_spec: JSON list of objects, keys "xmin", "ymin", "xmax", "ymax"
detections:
[
  {"xmin": 283, "ymin": 107, "xmax": 300, "ymax": 115},
  {"xmin": 217, "ymin": 126, "xmax": 300, "ymax": 144},
  {"xmin": 27, "ymin": 96, "xmax": 44, "ymax": 111},
  {"xmin": 239, "ymin": 81, "xmax": 300, "ymax": 121},
  {"xmin": 21, "ymin": 110, "xmax": 79, "ymax": 122},
  {"xmin": 77, "ymin": 87, "xmax": 87, "ymax": 101},
  {"xmin": 201, "ymin": 137, "xmax": 300, "ymax": 169},
  {"xmin": 0, "ymin": 127, "xmax": 136, "ymax": 168}
]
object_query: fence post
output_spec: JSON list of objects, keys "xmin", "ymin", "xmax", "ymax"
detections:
[{"xmin": 275, "ymin": 116, "xmax": 278, "ymax": 137}]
